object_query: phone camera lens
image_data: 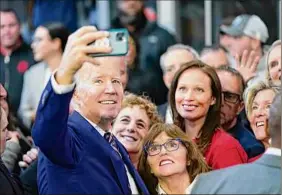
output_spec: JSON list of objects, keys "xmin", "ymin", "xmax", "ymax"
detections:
[{"xmin": 116, "ymin": 32, "xmax": 125, "ymax": 41}]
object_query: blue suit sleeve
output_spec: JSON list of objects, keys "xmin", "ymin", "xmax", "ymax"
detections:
[{"xmin": 32, "ymin": 80, "xmax": 80, "ymax": 167}]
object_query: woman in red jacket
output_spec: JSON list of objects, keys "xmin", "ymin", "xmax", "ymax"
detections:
[{"xmin": 169, "ymin": 60, "xmax": 247, "ymax": 170}]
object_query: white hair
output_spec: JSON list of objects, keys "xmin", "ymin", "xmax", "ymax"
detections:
[
  {"xmin": 160, "ymin": 44, "xmax": 200, "ymax": 72},
  {"xmin": 265, "ymin": 40, "xmax": 281, "ymax": 87}
]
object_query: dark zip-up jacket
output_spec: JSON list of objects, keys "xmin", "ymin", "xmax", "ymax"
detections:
[{"xmin": 0, "ymin": 42, "xmax": 34, "ymax": 113}]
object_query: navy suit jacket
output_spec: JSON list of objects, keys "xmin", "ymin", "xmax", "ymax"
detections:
[{"xmin": 32, "ymin": 80, "xmax": 149, "ymax": 194}]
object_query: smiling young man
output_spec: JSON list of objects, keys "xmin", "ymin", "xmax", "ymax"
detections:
[{"xmin": 32, "ymin": 26, "xmax": 149, "ymax": 194}]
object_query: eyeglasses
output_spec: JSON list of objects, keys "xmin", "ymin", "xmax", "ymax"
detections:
[
  {"xmin": 144, "ymin": 138, "xmax": 183, "ymax": 156},
  {"xmin": 222, "ymin": 91, "xmax": 241, "ymax": 104}
]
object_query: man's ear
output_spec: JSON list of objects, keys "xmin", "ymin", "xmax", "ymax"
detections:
[
  {"xmin": 237, "ymin": 101, "xmax": 245, "ymax": 115},
  {"xmin": 52, "ymin": 38, "xmax": 62, "ymax": 52},
  {"xmin": 163, "ymin": 74, "xmax": 170, "ymax": 89}
]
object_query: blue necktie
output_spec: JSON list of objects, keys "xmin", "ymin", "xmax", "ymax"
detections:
[
  {"xmin": 104, "ymin": 132, "xmax": 121, "ymax": 157},
  {"xmin": 104, "ymin": 132, "xmax": 132, "ymax": 194}
]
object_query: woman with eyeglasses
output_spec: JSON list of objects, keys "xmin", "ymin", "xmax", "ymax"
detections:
[
  {"xmin": 112, "ymin": 93, "xmax": 162, "ymax": 168},
  {"xmin": 244, "ymin": 81, "xmax": 278, "ymax": 162},
  {"xmin": 138, "ymin": 123, "xmax": 210, "ymax": 195},
  {"xmin": 169, "ymin": 60, "xmax": 247, "ymax": 169}
]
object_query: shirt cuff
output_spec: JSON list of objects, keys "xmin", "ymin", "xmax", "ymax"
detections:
[{"xmin": 51, "ymin": 71, "xmax": 76, "ymax": 94}]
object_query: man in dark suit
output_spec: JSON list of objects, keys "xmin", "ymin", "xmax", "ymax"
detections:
[
  {"xmin": 32, "ymin": 26, "xmax": 149, "ymax": 194},
  {"xmin": 0, "ymin": 106, "xmax": 25, "ymax": 194},
  {"xmin": 191, "ymin": 90, "xmax": 281, "ymax": 194}
]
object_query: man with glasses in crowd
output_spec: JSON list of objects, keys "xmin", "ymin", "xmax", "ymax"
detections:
[{"xmin": 216, "ymin": 66, "xmax": 265, "ymax": 159}]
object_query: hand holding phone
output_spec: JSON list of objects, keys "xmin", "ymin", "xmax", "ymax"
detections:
[
  {"xmin": 89, "ymin": 28, "xmax": 129, "ymax": 57},
  {"xmin": 55, "ymin": 26, "xmax": 112, "ymax": 85}
]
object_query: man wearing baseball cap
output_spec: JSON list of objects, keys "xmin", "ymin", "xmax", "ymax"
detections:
[{"xmin": 220, "ymin": 14, "xmax": 269, "ymax": 75}]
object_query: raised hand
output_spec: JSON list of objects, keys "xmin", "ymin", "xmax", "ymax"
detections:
[
  {"xmin": 56, "ymin": 26, "xmax": 112, "ymax": 85},
  {"xmin": 235, "ymin": 50, "xmax": 260, "ymax": 83}
]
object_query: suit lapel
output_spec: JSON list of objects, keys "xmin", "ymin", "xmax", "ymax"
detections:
[
  {"xmin": 68, "ymin": 112, "xmax": 130, "ymax": 194},
  {"xmin": 109, "ymin": 150, "xmax": 131, "ymax": 194},
  {"xmin": 117, "ymin": 140, "xmax": 149, "ymax": 195},
  {"xmin": 255, "ymin": 153, "xmax": 281, "ymax": 168}
]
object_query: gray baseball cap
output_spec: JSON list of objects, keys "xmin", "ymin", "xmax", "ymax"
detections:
[{"xmin": 220, "ymin": 14, "xmax": 269, "ymax": 43}]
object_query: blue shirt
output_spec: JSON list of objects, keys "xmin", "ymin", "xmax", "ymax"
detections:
[{"xmin": 229, "ymin": 120, "xmax": 265, "ymax": 159}]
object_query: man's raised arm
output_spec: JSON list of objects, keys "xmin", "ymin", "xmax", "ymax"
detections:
[{"xmin": 32, "ymin": 26, "xmax": 112, "ymax": 166}]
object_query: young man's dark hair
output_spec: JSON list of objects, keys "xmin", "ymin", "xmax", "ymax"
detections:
[{"xmin": 0, "ymin": 8, "xmax": 20, "ymax": 23}]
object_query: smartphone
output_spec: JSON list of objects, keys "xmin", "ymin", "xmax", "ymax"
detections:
[{"xmin": 89, "ymin": 28, "xmax": 129, "ymax": 57}]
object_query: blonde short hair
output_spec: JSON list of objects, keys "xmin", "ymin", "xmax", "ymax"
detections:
[{"xmin": 244, "ymin": 81, "xmax": 277, "ymax": 118}]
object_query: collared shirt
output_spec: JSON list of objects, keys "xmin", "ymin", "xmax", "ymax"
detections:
[
  {"xmin": 43, "ymin": 66, "xmax": 52, "ymax": 87},
  {"xmin": 265, "ymin": 147, "xmax": 281, "ymax": 156},
  {"xmin": 156, "ymin": 176, "xmax": 198, "ymax": 195},
  {"xmin": 165, "ymin": 105, "xmax": 173, "ymax": 124},
  {"xmin": 51, "ymin": 72, "xmax": 139, "ymax": 194}
]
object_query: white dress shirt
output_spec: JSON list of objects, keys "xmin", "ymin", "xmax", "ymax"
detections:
[
  {"xmin": 50, "ymin": 72, "xmax": 139, "ymax": 194},
  {"xmin": 265, "ymin": 147, "xmax": 281, "ymax": 156},
  {"xmin": 156, "ymin": 176, "xmax": 198, "ymax": 194}
]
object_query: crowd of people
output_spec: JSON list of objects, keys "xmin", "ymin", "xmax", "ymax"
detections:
[{"xmin": 0, "ymin": 1, "xmax": 281, "ymax": 194}]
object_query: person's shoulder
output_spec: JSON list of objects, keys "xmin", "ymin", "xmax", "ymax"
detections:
[
  {"xmin": 157, "ymin": 102, "xmax": 168, "ymax": 110},
  {"xmin": 213, "ymin": 128, "xmax": 238, "ymax": 142},
  {"xmin": 19, "ymin": 41, "xmax": 33, "ymax": 52},
  {"xmin": 211, "ymin": 128, "xmax": 243, "ymax": 149},
  {"xmin": 148, "ymin": 22, "xmax": 175, "ymax": 37},
  {"xmin": 25, "ymin": 61, "xmax": 46, "ymax": 76},
  {"xmin": 200, "ymin": 161, "xmax": 257, "ymax": 180},
  {"xmin": 193, "ymin": 163, "xmax": 257, "ymax": 189}
]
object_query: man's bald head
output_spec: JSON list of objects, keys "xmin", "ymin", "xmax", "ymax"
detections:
[{"xmin": 269, "ymin": 90, "xmax": 281, "ymax": 148}]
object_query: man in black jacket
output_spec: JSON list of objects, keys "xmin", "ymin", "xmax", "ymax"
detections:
[
  {"xmin": 112, "ymin": 0, "xmax": 177, "ymax": 105},
  {"xmin": 0, "ymin": 9, "xmax": 34, "ymax": 113},
  {"xmin": 0, "ymin": 106, "xmax": 25, "ymax": 194}
]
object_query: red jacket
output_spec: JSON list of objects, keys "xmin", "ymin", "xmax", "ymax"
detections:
[{"xmin": 204, "ymin": 129, "xmax": 248, "ymax": 170}]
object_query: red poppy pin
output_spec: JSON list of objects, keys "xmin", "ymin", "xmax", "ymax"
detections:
[{"xmin": 17, "ymin": 61, "xmax": 29, "ymax": 73}]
